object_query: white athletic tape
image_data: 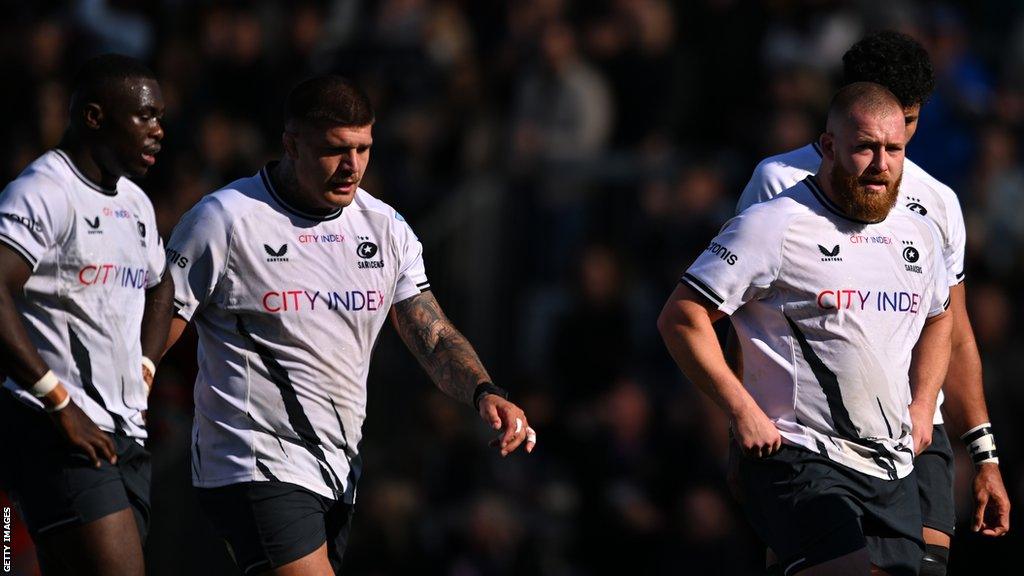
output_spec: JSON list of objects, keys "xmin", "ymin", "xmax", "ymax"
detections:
[
  {"xmin": 141, "ymin": 356, "xmax": 156, "ymax": 378},
  {"xmin": 526, "ymin": 427, "xmax": 537, "ymax": 443},
  {"xmin": 30, "ymin": 370, "xmax": 59, "ymax": 397},
  {"xmin": 515, "ymin": 418, "xmax": 523, "ymax": 434},
  {"xmin": 44, "ymin": 393, "xmax": 71, "ymax": 413}
]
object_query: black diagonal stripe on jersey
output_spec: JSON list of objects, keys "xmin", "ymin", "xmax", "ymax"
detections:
[
  {"xmin": 812, "ymin": 141, "xmax": 823, "ymax": 158},
  {"xmin": 943, "ymin": 296, "xmax": 950, "ymax": 310},
  {"xmin": 876, "ymin": 397, "xmax": 894, "ymax": 439},
  {"xmin": 68, "ymin": 326, "xmax": 128, "ymax": 434},
  {"xmin": 815, "ymin": 439, "xmax": 831, "ymax": 461},
  {"xmin": 681, "ymin": 274, "xmax": 724, "ymax": 305},
  {"xmin": 803, "ymin": 176, "xmax": 879, "ymax": 226},
  {"xmin": 0, "ymin": 234, "xmax": 39, "ymax": 269},
  {"xmin": 260, "ymin": 165, "xmax": 343, "ymax": 222},
  {"xmin": 330, "ymin": 398, "xmax": 362, "ymax": 504},
  {"xmin": 785, "ymin": 315, "xmax": 899, "ymax": 479},
  {"xmin": 255, "ymin": 458, "xmax": 280, "ymax": 481},
  {"xmin": 236, "ymin": 317, "xmax": 342, "ymax": 494}
]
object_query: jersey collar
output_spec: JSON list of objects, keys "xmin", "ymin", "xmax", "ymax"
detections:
[
  {"xmin": 804, "ymin": 175, "xmax": 887, "ymax": 226},
  {"xmin": 53, "ymin": 149, "xmax": 118, "ymax": 196},
  {"xmin": 260, "ymin": 164, "xmax": 343, "ymax": 221}
]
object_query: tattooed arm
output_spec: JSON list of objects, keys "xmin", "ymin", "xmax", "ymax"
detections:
[{"xmin": 391, "ymin": 291, "xmax": 536, "ymax": 455}]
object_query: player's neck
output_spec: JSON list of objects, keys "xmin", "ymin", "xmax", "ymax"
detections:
[
  {"xmin": 58, "ymin": 134, "xmax": 119, "ymax": 190},
  {"xmin": 270, "ymin": 159, "xmax": 340, "ymax": 217}
]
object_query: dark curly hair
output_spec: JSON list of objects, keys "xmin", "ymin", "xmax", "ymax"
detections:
[{"xmin": 842, "ymin": 31, "xmax": 935, "ymax": 108}]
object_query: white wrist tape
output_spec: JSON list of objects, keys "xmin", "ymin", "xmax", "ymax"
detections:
[
  {"xmin": 961, "ymin": 423, "xmax": 999, "ymax": 466},
  {"xmin": 44, "ymin": 394, "xmax": 71, "ymax": 412},
  {"xmin": 141, "ymin": 356, "xmax": 156, "ymax": 377},
  {"xmin": 30, "ymin": 370, "xmax": 60, "ymax": 397}
]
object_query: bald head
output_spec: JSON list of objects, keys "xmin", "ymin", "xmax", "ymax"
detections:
[{"xmin": 826, "ymin": 82, "xmax": 903, "ymax": 135}]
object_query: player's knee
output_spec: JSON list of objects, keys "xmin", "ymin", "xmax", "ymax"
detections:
[{"xmin": 919, "ymin": 544, "xmax": 949, "ymax": 576}]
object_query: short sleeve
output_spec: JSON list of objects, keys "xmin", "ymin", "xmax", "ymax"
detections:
[
  {"xmin": 681, "ymin": 207, "xmax": 786, "ymax": 315},
  {"xmin": 141, "ymin": 202, "xmax": 166, "ymax": 289},
  {"xmin": 165, "ymin": 197, "xmax": 231, "ymax": 321},
  {"xmin": 943, "ymin": 193, "xmax": 966, "ymax": 286},
  {"xmin": 736, "ymin": 161, "xmax": 782, "ymax": 215},
  {"xmin": 0, "ymin": 176, "xmax": 71, "ymax": 270},
  {"xmin": 925, "ymin": 222, "xmax": 951, "ymax": 318},
  {"xmin": 392, "ymin": 212, "xmax": 429, "ymax": 304}
]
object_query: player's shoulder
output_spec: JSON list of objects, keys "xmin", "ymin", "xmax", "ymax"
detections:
[
  {"xmin": 901, "ymin": 157, "xmax": 961, "ymax": 215},
  {"xmin": 200, "ymin": 173, "xmax": 268, "ymax": 218},
  {"xmin": 2, "ymin": 150, "xmax": 74, "ymax": 198},
  {"xmin": 349, "ymin": 188, "xmax": 411, "ymax": 227},
  {"xmin": 891, "ymin": 203, "xmax": 944, "ymax": 247},
  {"xmin": 738, "ymin": 144, "xmax": 821, "ymax": 212},
  {"xmin": 753, "ymin": 143, "xmax": 822, "ymax": 179},
  {"xmin": 731, "ymin": 182, "xmax": 813, "ymax": 234}
]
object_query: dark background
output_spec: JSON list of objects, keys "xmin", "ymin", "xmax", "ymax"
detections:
[{"xmin": 2, "ymin": 1, "xmax": 1023, "ymax": 574}]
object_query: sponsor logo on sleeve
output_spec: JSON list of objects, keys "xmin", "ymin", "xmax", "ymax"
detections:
[
  {"xmin": 166, "ymin": 248, "xmax": 189, "ymax": 268},
  {"xmin": 1, "ymin": 212, "xmax": 43, "ymax": 233},
  {"xmin": 704, "ymin": 241, "xmax": 738, "ymax": 265}
]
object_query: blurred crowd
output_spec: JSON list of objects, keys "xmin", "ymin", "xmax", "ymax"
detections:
[{"xmin": 2, "ymin": 1, "xmax": 1024, "ymax": 574}]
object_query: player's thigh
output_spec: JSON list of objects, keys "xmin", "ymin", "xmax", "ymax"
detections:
[
  {"xmin": 793, "ymin": 547, "xmax": 870, "ymax": 576},
  {"xmin": 197, "ymin": 481, "xmax": 332, "ymax": 576},
  {"xmin": 915, "ymin": 425, "xmax": 955, "ymax": 541},
  {"xmin": 256, "ymin": 543, "xmax": 333, "ymax": 576},
  {"xmin": 35, "ymin": 507, "xmax": 144, "ymax": 576},
  {"xmin": 731, "ymin": 444, "xmax": 868, "ymax": 573}
]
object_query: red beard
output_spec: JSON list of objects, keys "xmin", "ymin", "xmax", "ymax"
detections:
[{"xmin": 828, "ymin": 162, "xmax": 901, "ymax": 222}]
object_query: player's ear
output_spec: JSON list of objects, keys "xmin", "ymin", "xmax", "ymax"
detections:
[
  {"xmin": 83, "ymin": 103, "xmax": 104, "ymax": 130},
  {"xmin": 819, "ymin": 132, "xmax": 835, "ymax": 161},
  {"xmin": 282, "ymin": 130, "xmax": 298, "ymax": 159}
]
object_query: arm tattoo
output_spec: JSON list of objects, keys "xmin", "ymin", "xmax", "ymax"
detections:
[{"xmin": 391, "ymin": 291, "xmax": 491, "ymax": 406}]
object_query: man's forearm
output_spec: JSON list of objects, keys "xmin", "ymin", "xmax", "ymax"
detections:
[
  {"xmin": 391, "ymin": 292, "xmax": 491, "ymax": 406},
  {"xmin": 910, "ymin": 312, "xmax": 952, "ymax": 413},
  {"xmin": 939, "ymin": 284, "xmax": 991, "ymax": 438},
  {"xmin": 140, "ymin": 273, "xmax": 175, "ymax": 362}
]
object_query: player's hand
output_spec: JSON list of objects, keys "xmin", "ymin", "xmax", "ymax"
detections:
[
  {"xmin": 909, "ymin": 401, "xmax": 934, "ymax": 455},
  {"xmin": 479, "ymin": 394, "xmax": 536, "ymax": 456},
  {"xmin": 973, "ymin": 463, "xmax": 1011, "ymax": 537},
  {"xmin": 142, "ymin": 363, "xmax": 154, "ymax": 392},
  {"xmin": 731, "ymin": 403, "xmax": 781, "ymax": 458},
  {"xmin": 48, "ymin": 400, "xmax": 117, "ymax": 467}
]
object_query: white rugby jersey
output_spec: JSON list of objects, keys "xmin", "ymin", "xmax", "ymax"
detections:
[
  {"xmin": 684, "ymin": 177, "xmax": 949, "ymax": 480},
  {"xmin": 736, "ymin": 143, "xmax": 966, "ymax": 425},
  {"xmin": 0, "ymin": 150, "xmax": 165, "ymax": 440},
  {"xmin": 167, "ymin": 165, "xmax": 430, "ymax": 502}
]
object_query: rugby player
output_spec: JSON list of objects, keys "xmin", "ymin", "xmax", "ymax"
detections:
[
  {"xmin": 0, "ymin": 54, "xmax": 170, "ymax": 576},
  {"xmin": 736, "ymin": 31, "xmax": 1010, "ymax": 574},
  {"xmin": 162, "ymin": 75, "xmax": 536, "ymax": 576},
  {"xmin": 659, "ymin": 83, "xmax": 952, "ymax": 575}
]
